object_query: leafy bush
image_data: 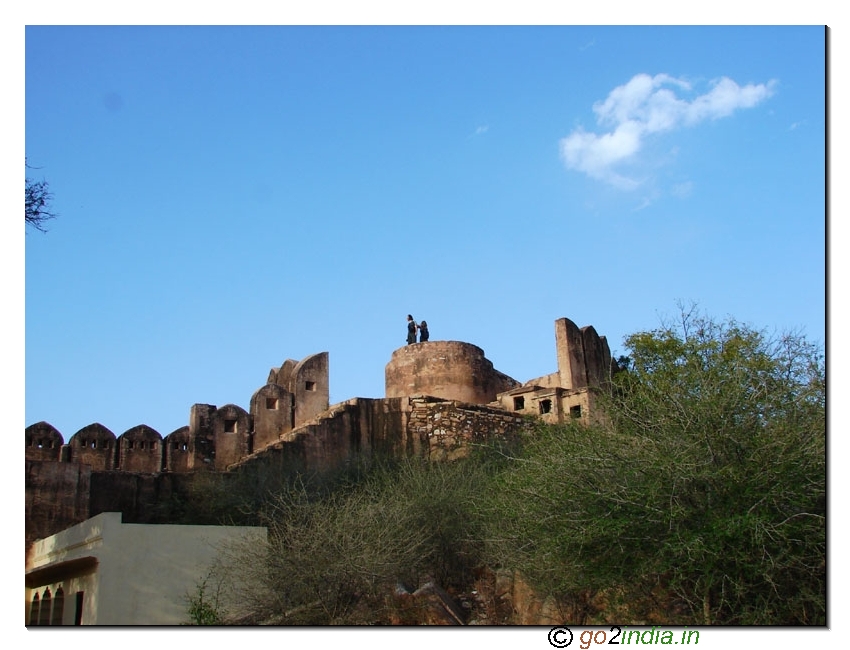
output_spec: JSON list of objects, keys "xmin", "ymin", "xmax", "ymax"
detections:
[
  {"xmin": 210, "ymin": 455, "xmax": 498, "ymax": 624},
  {"xmin": 184, "ymin": 576, "xmax": 224, "ymax": 625},
  {"xmin": 482, "ymin": 307, "xmax": 825, "ymax": 624}
]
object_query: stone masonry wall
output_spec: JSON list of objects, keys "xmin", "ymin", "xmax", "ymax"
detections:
[
  {"xmin": 25, "ymin": 460, "xmax": 91, "ymax": 551},
  {"xmin": 408, "ymin": 396, "xmax": 531, "ymax": 461},
  {"xmin": 385, "ymin": 341, "xmax": 520, "ymax": 404},
  {"xmin": 25, "ymin": 318, "xmax": 611, "ymax": 548}
]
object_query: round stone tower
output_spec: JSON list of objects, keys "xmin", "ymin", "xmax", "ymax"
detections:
[{"xmin": 385, "ymin": 340, "xmax": 519, "ymax": 404}]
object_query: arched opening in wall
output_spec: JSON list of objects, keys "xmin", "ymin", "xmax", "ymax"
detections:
[
  {"xmin": 52, "ymin": 587, "xmax": 65, "ymax": 625},
  {"xmin": 38, "ymin": 588, "xmax": 52, "ymax": 626},
  {"xmin": 28, "ymin": 593, "xmax": 39, "ymax": 626}
]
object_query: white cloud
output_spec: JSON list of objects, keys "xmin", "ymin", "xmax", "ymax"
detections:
[
  {"xmin": 671, "ymin": 181, "xmax": 694, "ymax": 198},
  {"xmin": 472, "ymin": 125, "xmax": 489, "ymax": 137},
  {"xmin": 560, "ymin": 73, "xmax": 776, "ymax": 189}
]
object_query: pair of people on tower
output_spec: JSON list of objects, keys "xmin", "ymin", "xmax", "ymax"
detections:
[{"xmin": 406, "ymin": 315, "xmax": 429, "ymax": 344}]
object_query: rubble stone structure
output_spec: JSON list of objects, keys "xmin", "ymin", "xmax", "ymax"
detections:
[
  {"xmin": 493, "ymin": 318, "xmax": 616, "ymax": 425},
  {"xmin": 386, "ymin": 341, "xmax": 520, "ymax": 404},
  {"xmin": 25, "ymin": 317, "xmax": 613, "ymax": 548}
]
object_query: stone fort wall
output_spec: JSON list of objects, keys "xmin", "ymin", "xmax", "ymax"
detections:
[{"xmin": 25, "ymin": 317, "xmax": 614, "ymax": 547}]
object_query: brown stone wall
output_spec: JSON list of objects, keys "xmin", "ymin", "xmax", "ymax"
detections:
[
  {"xmin": 163, "ymin": 426, "xmax": 192, "ymax": 473},
  {"xmin": 68, "ymin": 423, "xmax": 118, "ymax": 471},
  {"xmin": 559, "ymin": 388, "xmax": 596, "ymax": 425},
  {"xmin": 265, "ymin": 354, "xmax": 329, "ymax": 429},
  {"xmin": 189, "ymin": 404, "xmax": 217, "ymax": 468},
  {"xmin": 497, "ymin": 386, "xmax": 574, "ymax": 424},
  {"xmin": 599, "ymin": 335, "xmax": 613, "ymax": 379},
  {"xmin": 26, "ymin": 395, "xmax": 528, "ymax": 549},
  {"xmin": 531, "ymin": 388, "xmax": 565, "ymax": 425},
  {"xmin": 25, "ymin": 460, "xmax": 91, "ymax": 550},
  {"xmin": 25, "ymin": 422, "xmax": 64, "ymax": 463},
  {"xmin": 26, "ymin": 462, "xmax": 197, "ymax": 550},
  {"xmin": 269, "ymin": 358, "xmax": 297, "ymax": 388},
  {"xmin": 408, "ymin": 396, "xmax": 530, "ymax": 461},
  {"xmin": 385, "ymin": 341, "xmax": 519, "ymax": 404},
  {"xmin": 212, "ymin": 404, "xmax": 252, "ymax": 470},
  {"xmin": 292, "ymin": 352, "xmax": 330, "ymax": 427},
  {"xmin": 556, "ymin": 318, "xmax": 588, "ymax": 390},
  {"xmin": 26, "ymin": 322, "xmax": 614, "ymax": 553},
  {"xmin": 87, "ymin": 471, "xmax": 186, "ymax": 525},
  {"xmin": 581, "ymin": 325, "xmax": 608, "ymax": 387},
  {"xmin": 228, "ymin": 397, "xmax": 417, "ymax": 474},
  {"xmin": 250, "ymin": 384, "xmax": 294, "ymax": 449},
  {"xmin": 117, "ymin": 425, "xmax": 164, "ymax": 474},
  {"xmin": 522, "ymin": 372, "xmax": 561, "ymax": 390}
]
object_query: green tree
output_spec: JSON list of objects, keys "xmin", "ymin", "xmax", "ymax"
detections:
[{"xmin": 485, "ymin": 306, "xmax": 825, "ymax": 624}]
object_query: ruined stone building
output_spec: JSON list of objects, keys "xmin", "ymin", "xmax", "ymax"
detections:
[{"xmin": 25, "ymin": 316, "xmax": 615, "ymax": 551}]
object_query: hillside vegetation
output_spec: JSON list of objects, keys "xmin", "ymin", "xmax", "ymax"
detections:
[{"xmin": 187, "ymin": 308, "xmax": 825, "ymax": 625}]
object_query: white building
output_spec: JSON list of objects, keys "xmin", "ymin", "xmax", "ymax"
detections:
[{"xmin": 25, "ymin": 512, "xmax": 266, "ymax": 625}]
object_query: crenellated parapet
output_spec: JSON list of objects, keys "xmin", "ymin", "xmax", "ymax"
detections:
[
  {"xmin": 25, "ymin": 352, "xmax": 332, "ymax": 476},
  {"xmin": 118, "ymin": 425, "xmax": 163, "ymax": 474},
  {"xmin": 27, "ymin": 320, "xmax": 614, "ymax": 477},
  {"xmin": 68, "ymin": 423, "xmax": 119, "ymax": 472},
  {"xmin": 26, "ymin": 318, "xmax": 614, "ymax": 547},
  {"xmin": 250, "ymin": 384, "xmax": 294, "ymax": 450},
  {"xmin": 25, "ymin": 422, "xmax": 64, "ymax": 463},
  {"xmin": 162, "ymin": 426, "xmax": 191, "ymax": 473},
  {"xmin": 266, "ymin": 352, "xmax": 330, "ymax": 427}
]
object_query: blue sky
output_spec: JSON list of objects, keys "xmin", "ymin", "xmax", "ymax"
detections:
[{"xmin": 21, "ymin": 24, "xmax": 827, "ymax": 439}]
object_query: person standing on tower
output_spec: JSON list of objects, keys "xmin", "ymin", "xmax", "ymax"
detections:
[{"xmin": 406, "ymin": 315, "xmax": 418, "ymax": 345}]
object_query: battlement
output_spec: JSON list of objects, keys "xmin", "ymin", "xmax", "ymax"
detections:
[{"xmin": 26, "ymin": 317, "xmax": 614, "ymax": 546}]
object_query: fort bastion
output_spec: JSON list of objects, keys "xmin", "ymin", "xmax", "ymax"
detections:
[{"xmin": 25, "ymin": 316, "xmax": 615, "ymax": 548}]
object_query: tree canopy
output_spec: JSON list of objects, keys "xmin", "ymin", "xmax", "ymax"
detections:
[{"xmin": 485, "ymin": 306, "xmax": 825, "ymax": 624}]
